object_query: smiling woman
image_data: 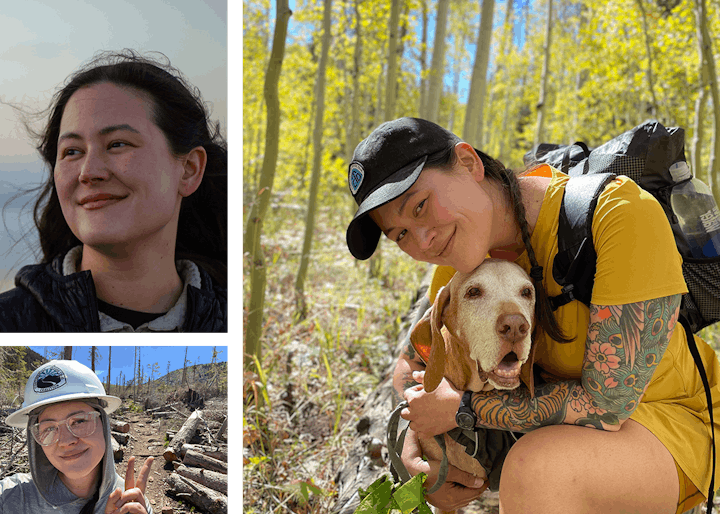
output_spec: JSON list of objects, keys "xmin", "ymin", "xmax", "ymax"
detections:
[
  {"xmin": 2, "ymin": 360, "xmax": 154, "ymax": 513},
  {"xmin": 0, "ymin": 50, "xmax": 227, "ymax": 332}
]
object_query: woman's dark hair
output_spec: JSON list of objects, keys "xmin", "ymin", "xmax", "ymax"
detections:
[
  {"xmin": 429, "ymin": 142, "xmax": 573, "ymax": 344},
  {"xmin": 30, "ymin": 49, "xmax": 227, "ymax": 286}
]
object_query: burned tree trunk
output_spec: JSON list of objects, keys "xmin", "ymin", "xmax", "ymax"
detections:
[
  {"xmin": 332, "ymin": 269, "xmax": 432, "ymax": 513},
  {"xmin": 166, "ymin": 473, "xmax": 228, "ymax": 514},
  {"xmin": 181, "ymin": 449, "xmax": 228, "ymax": 474},
  {"xmin": 110, "ymin": 419, "xmax": 130, "ymax": 433},
  {"xmin": 180, "ymin": 444, "xmax": 228, "ymax": 462},
  {"xmin": 164, "ymin": 410, "xmax": 204, "ymax": 462},
  {"xmin": 175, "ymin": 464, "xmax": 228, "ymax": 495}
]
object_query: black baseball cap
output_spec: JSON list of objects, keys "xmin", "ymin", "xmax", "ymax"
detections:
[{"xmin": 346, "ymin": 117, "xmax": 462, "ymax": 260}]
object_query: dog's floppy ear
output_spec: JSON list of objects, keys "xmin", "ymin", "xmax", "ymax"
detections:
[
  {"xmin": 424, "ymin": 285, "xmax": 452, "ymax": 393},
  {"xmin": 409, "ymin": 307, "xmax": 433, "ymax": 365}
]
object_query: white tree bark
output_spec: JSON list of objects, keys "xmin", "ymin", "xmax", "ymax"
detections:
[
  {"xmin": 385, "ymin": 0, "xmax": 401, "ymax": 121},
  {"xmin": 463, "ymin": 0, "xmax": 496, "ymax": 147},
  {"xmin": 295, "ymin": 0, "xmax": 333, "ymax": 317},
  {"xmin": 694, "ymin": 0, "xmax": 720, "ymax": 197},
  {"xmin": 243, "ymin": 0, "xmax": 292, "ymax": 368},
  {"xmin": 425, "ymin": 0, "xmax": 450, "ymax": 123},
  {"xmin": 534, "ymin": 0, "xmax": 552, "ymax": 146}
]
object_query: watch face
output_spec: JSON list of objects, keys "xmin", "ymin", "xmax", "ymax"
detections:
[{"xmin": 457, "ymin": 412, "xmax": 475, "ymax": 430}]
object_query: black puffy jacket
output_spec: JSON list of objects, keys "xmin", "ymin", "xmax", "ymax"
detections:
[{"xmin": 0, "ymin": 254, "xmax": 227, "ymax": 332}]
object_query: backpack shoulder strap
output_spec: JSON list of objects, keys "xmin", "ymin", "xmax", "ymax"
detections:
[{"xmin": 551, "ymin": 173, "xmax": 617, "ymax": 310}]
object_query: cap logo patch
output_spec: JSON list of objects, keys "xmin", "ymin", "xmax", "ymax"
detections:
[
  {"xmin": 34, "ymin": 366, "xmax": 67, "ymax": 393},
  {"xmin": 349, "ymin": 162, "xmax": 364, "ymax": 196}
]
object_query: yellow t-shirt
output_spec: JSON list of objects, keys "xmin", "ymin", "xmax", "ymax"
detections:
[{"xmin": 429, "ymin": 165, "xmax": 720, "ymax": 494}]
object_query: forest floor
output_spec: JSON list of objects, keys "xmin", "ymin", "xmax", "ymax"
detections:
[
  {"xmin": 0, "ymin": 396, "xmax": 227, "ymax": 514},
  {"xmin": 243, "ymin": 195, "xmax": 720, "ymax": 514}
]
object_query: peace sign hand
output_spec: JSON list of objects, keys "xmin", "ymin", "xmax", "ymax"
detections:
[{"xmin": 105, "ymin": 456, "xmax": 154, "ymax": 514}]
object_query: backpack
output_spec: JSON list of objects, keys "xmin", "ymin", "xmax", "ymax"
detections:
[{"xmin": 525, "ymin": 119, "xmax": 719, "ymax": 509}]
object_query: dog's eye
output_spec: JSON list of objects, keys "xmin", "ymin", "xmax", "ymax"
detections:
[
  {"xmin": 521, "ymin": 287, "xmax": 533, "ymax": 298},
  {"xmin": 465, "ymin": 287, "xmax": 483, "ymax": 298}
]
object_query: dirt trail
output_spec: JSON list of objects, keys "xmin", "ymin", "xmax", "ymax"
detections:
[
  {"xmin": 115, "ymin": 398, "xmax": 228, "ymax": 514},
  {"xmin": 115, "ymin": 410, "xmax": 186, "ymax": 514}
]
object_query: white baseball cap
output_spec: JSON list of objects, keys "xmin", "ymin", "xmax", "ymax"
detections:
[{"xmin": 5, "ymin": 360, "xmax": 121, "ymax": 428}]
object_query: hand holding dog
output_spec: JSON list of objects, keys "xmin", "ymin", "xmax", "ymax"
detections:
[
  {"xmin": 402, "ymin": 423, "xmax": 486, "ymax": 511},
  {"xmin": 402, "ymin": 370, "xmax": 461, "ymax": 439}
]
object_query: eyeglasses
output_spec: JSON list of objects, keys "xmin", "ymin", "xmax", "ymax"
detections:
[{"xmin": 30, "ymin": 411, "xmax": 101, "ymax": 446}]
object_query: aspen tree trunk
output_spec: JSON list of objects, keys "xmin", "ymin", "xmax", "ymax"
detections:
[
  {"xmin": 534, "ymin": 0, "xmax": 552, "ymax": 146},
  {"xmin": 243, "ymin": 0, "xmax": 292, "ymax": 253},
  {"xmin": 346, "ymin": 0, "xmax": 362, "ymax": 166},
  {"xmin": 419, "ymin": 0, "xmax": 429, "ymax": 117},
  {"xmin": 692, "ymin": 57, "xmax": 708, "ymax": 182},
  {"xmin": 384, "ymin": 0, "xmax": 400, "ymax": 121},
  {"xmin": 426, "ymin": 0, "xmax": 450, "ymax": 124},
  {"xmin": 635, "ymin": 0, "xmax": 659, "ymax": 120},
  {"xmin": 295, "ymin": 0, "xmax": 332, "ymax": 318},
  {"xmin": 369, "ymin": 0, "xmax": 401, "ymax": 280},
  {"xmin": 498, "ymin": 0, "xmax": 515, "ymax": 162},
  {"xmin": 448, "ymin": 39, "xmax": 462, "ymax": 133},
  {"xmin": 463, "ymin": 0, "xmax": 496, "ymax": 147},
  {"xmin": 245, "ymin": 0, "xmax": 292, "ymax": 367},
  {"xmin": 694, "ymin": 0, "xmax": 720, "ymax": 198},
  {"xmin": 347, "ymin": 1, "xmax": 362, "ymax": 218}
]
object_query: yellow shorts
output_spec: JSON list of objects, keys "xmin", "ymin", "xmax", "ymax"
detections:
[{"xmin": 675, "ymin": 459, "xmax": 705, "ymax": 514}]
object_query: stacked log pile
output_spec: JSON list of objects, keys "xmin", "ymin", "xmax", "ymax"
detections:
[
  {"xmin": 109, "ymin": 418, "xmax": 131, "ymax": 461},
  {"xmin": 163, "ymin": 410, "xmax": 228, "ymax": 514}
]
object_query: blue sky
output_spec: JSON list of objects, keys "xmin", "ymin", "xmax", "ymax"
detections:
[
  {"xmin": 280, "ymin": 0, "xmax": 533, "ymax": 105},
  {"xmin": 28, "ymin": 346, "xmax": 228, "ymax": 385}
]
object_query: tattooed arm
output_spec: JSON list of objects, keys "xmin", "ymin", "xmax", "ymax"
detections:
[{"xmin": 470, "ymin": 294, "xmax": 682, "ymax": 433}]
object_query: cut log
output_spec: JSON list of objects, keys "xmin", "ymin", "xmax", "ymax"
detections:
[
  {"xmin": 180, "ymin": 444, "xmax": 228, "ymax": 462},
  {"xmin": 182, "ymin": 449, "xmax": 227, "ymax": 474},
  {"xmin": 111, "ymin": 432, "xmax": 130, "ymax": 445},
  {"xmin": 151, "ymin": 411, "xmax": 175, "ymax": 419},
  {"xmin": 165, "ymin": 473, "xmax": 227, "ymax": 514},
  {"xmin": 111, "ymin": 436, "xmax": 123, "ymax": 461},
  {"xmin": 175, "ymin": 464, "xmax": 228, "ymax": 494},
  {"xmin": 332, "ymin": 269, "xmax": 432, "ymax": 514},
  {"xmin": 163, "ymin": 410, "xmax": 203, "ymax": 462},
  {"xmin": 110, "ymin": 419, "xmax": 130, "ymax": 433}
]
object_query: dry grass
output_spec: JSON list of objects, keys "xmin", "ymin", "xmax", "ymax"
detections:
[
  {"xmin": 243, "ymin": 195, "xmax": 428, "ymax": 514},
  {"xmin": 244, "ymin": 193, "xmax": 720, "ymax": 514}
]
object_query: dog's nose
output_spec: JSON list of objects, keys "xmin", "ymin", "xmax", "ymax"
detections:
[{"xmin": 496, "ymin": 313, "xmax": 529, "ymax": 343}]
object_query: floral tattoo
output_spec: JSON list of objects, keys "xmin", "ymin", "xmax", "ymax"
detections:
[{"xmin": 470, "ymin": 294, "xmax": 681, "ymax": 432}]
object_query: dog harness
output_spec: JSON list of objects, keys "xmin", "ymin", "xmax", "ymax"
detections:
[{"xmin": 387, "ymin": 400, "xmax": 521, "ymax": 494}]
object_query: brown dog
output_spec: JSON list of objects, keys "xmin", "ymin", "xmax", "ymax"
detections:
[{"xmin": 408, "ymin": 259, "xmax": 536, "ymax": 514}]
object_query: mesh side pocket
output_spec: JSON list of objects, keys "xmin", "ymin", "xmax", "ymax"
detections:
[
  {"xmin": 586, "ymin": 154, "xmax": 645, "ymax": 183},
  {"xmin": 682, "ymin": 259, "xmax": 720, "ymax": 332}
]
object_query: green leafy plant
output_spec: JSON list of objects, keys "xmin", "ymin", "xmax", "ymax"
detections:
[{"xmin": 353, "ymin": 474, "xmax": 432, "ymax": 514}]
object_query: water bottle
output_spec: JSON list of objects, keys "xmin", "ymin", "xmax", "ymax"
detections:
[{"xmin": 669, "ymin": 161, "xmax": 720, "ymax": 258}]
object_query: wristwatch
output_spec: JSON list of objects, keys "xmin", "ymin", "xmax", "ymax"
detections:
[{"xmin": 455, "ymin": 390, "xmax": 477, "ymax": 430}]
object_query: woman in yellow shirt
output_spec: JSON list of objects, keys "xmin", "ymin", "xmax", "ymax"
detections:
[{"xmin": 345, "ymin": 117, "xmax": 719, "ymax": 513}]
